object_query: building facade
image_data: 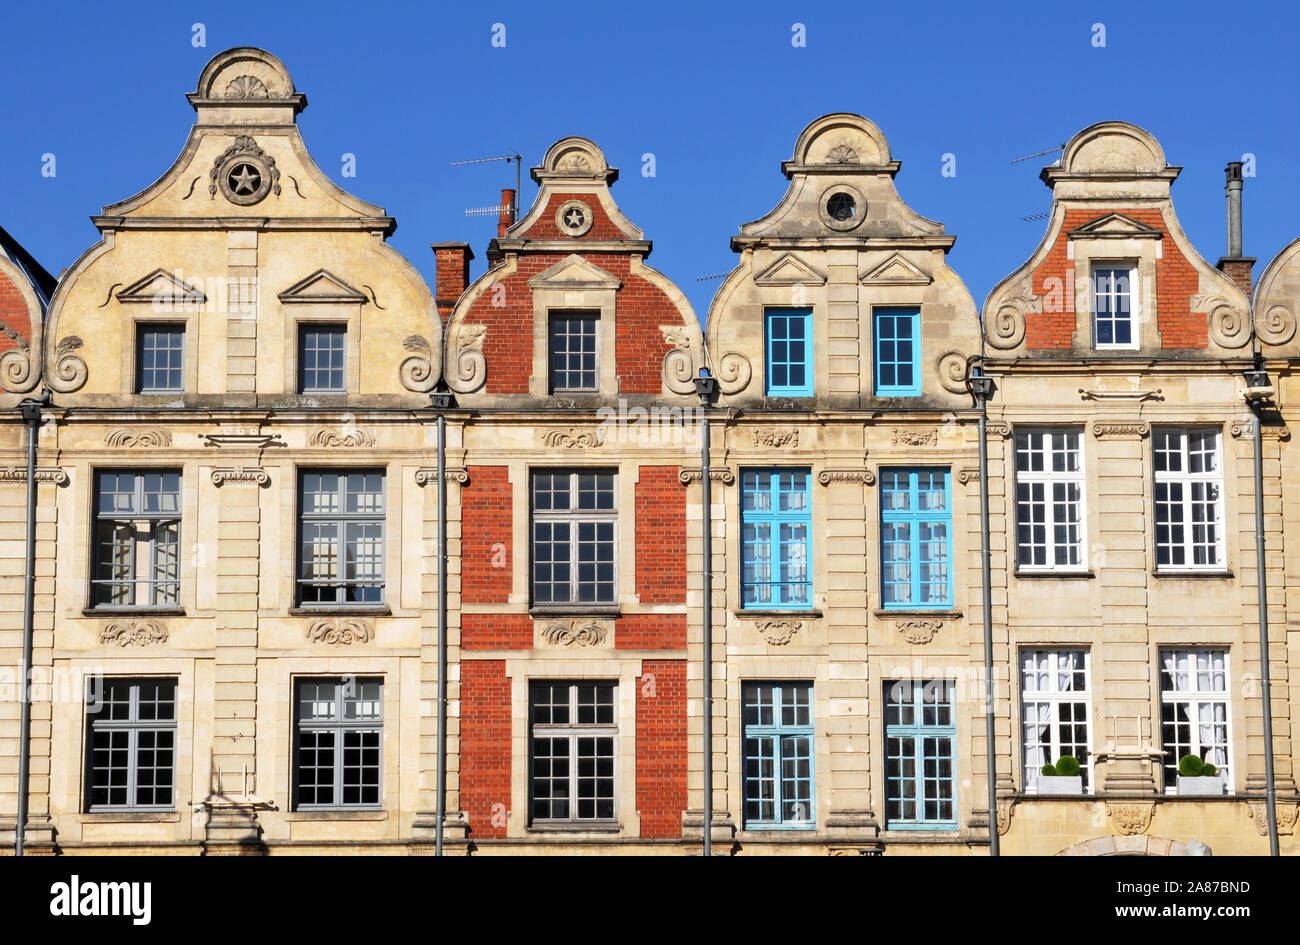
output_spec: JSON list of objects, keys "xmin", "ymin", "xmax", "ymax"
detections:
[{"xmin": 0, "ymin": 47, "xmax": 1296, "ymax": 855}]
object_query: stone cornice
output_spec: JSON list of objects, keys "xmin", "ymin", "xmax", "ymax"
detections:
[{"xmin": 0, "ymin": 466, "xmax": 68, "ymax": 484}]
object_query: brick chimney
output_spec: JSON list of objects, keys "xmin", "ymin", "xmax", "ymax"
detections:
[
  {"xmin": 497, "ymin": 188, "xmax": 516, "ymax": 238},
  {"xmin": 1216, "ymin": 161, "xmax": 1255, "ymax": 294},
  {"xmin": 430, "ymin": 242, "xmax": 475, "ymax": 321}
]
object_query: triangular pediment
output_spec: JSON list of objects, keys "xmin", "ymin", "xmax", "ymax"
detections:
[
  {"xmin": 753, "ymin": 253, "xmax": 827, "ymax": 287},
  {"xmin": 527, "ymin": 254, "xmax": 622, "ymax": 290},
  {"xmin": 859, "ymin": 253, "xmax": 932, "ymax": 286},
  {"xmin": 278, "ymin": 269, "xmax": 368, "ymax": 303},
  {"xmin": 1068, "ymin": 212, "xmax": 1163, "ymax": 240},
  {"xmin": 116, "ymin": 268, "xmax": 207, "ymax": 306}
]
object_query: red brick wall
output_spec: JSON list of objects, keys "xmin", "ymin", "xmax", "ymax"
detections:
[
  {"xmin": 524, "ymin": 193, "xmax": 627, "ymax": 241},
  {"xmin": 0, "ymin": 269, "xmax": 34, "ymax": 354},
  {"xmin": 1027, "ymin": 208, "xmax": 1207, "ymax": 350},
  {"xmin": 635, "ymin": 466, "xmax": 685, "ymax": 603},
  {"xmin": 462, "ymin": 613, "xmax": 532, "ymax": 650},
  {"xmin": 457, "ymin": 254, "xmax": 677, "ymax": 395},
  {"xmin": 460, "ymin": 660, "xmax": 512, "ymax": 839},
  {"xmin": 636, "ymin": 660, "xmax": 687, "ymax": 838},
  {"xmin": 615, "ymin": 614, "xmax": 686, "ymax": 650},
  {"xmin": 461, "ymin": 466, "xmax": 512, "ymax": 604}
]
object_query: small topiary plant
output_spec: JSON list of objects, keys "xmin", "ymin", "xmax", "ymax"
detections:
[
  {"xmin": 1179, "ymin": 754, "xmax": 1205, "ymax": 777},
  {"xmin": 1054, "ymin": 755, "xmax": 1081, "ymax": 777},
  {"xmin": 1041, "ymin": 763, "xmax": 1057, "ymax": 777},
  {"xmin": 1202, "ymin": 762, "xmax": 1218, "ymax": 776}
]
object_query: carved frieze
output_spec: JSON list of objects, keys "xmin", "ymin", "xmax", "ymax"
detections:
[
  {"xmin": 1230, "ymin": 419, "xmax": 1290, "ymax": 441},
  {"xmin": 755, "ymin": 619, "xmax": 802, "ymax": 645},
  {"xmin": 752, "ymin": 429, "xmax": 799, "ymax": 449},
  {"xmin": 1247, "ymin": 800, "xmax": 1299, "ymax": 837},
  {"xmin": 200, "ymin": 430, "xmax": 284, "ymax": 449},
  {"xmin": 539, "ymin": 620, "xmax": 609, "ymax": 647},
  {"xmin": 541, "ymin": 428, "xmax": 603, "ymax": 449},
  {"xmin": 957, "ymin": 468, "xmax": 980, "ymax": 484},
  {"xmin": 985, "ymin": 421, "xmax": 1011, "ymax": 439},
  {"xmin": 308, "ymin": 428, "xmax": 376, "ymax": 448},
  {"xmin": 1090, "ymin": 421, "xmax": 1150, "ymax": 440},
  {"xmin": 892, "ymin": 428, "xmax": 937, "ymax": 447},
  {"xmin": 896, "ymin": 620, "xmax": 942, "ymax": 644},
  {"xmin": 100, "ymin": 619, "xmax": 168, "ymax": 647},
  {"xmin": 0, "ymin": 466, "xmax": 68, "ymax": 484},
  {"xmin": 415, "ymin": 466, "xmax": 469, "ymax": 486},
  {"xmin": 105, "ymin": 428, "xmax": 173, "ymax": 448},
  {"xmin": 305, "ymin": 618, "xmax": 375, "ymax": 645},
  {"xmin": 678, "ymin": 467, "xmax": 735, "ymax": 485},
  {"xmin": 210, "ymin": 466, "xmax": 269, "ymax": 486},
  {"xmin": 816, "ymin": 469, "xmax": 875, "ymax": 486}
]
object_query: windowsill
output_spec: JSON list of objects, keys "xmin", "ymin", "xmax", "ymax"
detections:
[
  {"xmin": 81, "ymin": 811, "xmax": 181, "ymax": 823},
  {"xmin": 526, "ymin": 822, "xmax": 622, "ymax": 834},
  {"xmin": 136, "ymin": 391, "xmax": 186, "ymax": 397},
  {"xmin": 299, "ymin": 390, "xmax": 349, "ymax": 397},
  {"xmin": 289, "ymin": 605, "xmax": 391, "ymax": 617},
  {"xmin": 83, "ymin": 606, "xmax": 186, "ymax": 617},
  {"xmin": 1151, "ymin": 569, "xmax": 1234, "ymax": 579},
  {"xmin": 873, "ymin": 609, "xmax": 961, "ymax": 619},
  {"xmin": 741, "ymin": 824, "xmax": 818, "ymax": 832},
  {"xmin": 529, "ymin": 605, "xmax": 621, "ymax": 618},
  {"xmin": 1015, "ymin": 570, "xmax": 1095, "ymax": 579},
  {"xmin": 881, "ymin": 826, "xmax": 961, "ymax": 835},
  {"xmin": 283, "ymin": 809, "xmax": 387, "ymax": 821},
  {"xmin": 735, "ymin": 608, "xmax": 822, "ymax": 618}
]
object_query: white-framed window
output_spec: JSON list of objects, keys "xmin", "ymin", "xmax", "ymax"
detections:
[
  {"xmin": 1153, "ymin": 428, "xmax": 1224, "ymax": 570},
  {"xmin": 1020, "ymin": 649, "xmax": 1092, "ymax": 792},
  {"xmin": 529, "ymin": 681, "xmax": 617, "ymax": 825},
  {"xmin": 1091, "ymin": 264, "xmax": 1137, "ymax": 350},
  {"xmin": 531, "ymin": 470, "xmax": 617, "ymax": 607},
  {"xmin": 1159, "ymin": 649, "xmax": 1231, "ymax": 791},
  {"xmin": 1014, "ymin": 429, "xmax": 1086, "ymax": 570}
]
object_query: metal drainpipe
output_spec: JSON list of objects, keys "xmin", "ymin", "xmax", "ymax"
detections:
[
  {"xmin": 701, "ymin": 412, "xmax": 712, "ymax": 857},
  {"xmin": 972, "ymin": 358, "xmax": 999, "ymax": 857},
  {"xmin": 16, "ymin": 394, "xmax": 43, "ymax": 856},
  {"xmin": 1247, "ymin": 379, "xmax": 1279, "ymax": 855},
  {"xmin": 435, "ymin": 411, "xmax": 448, "ymax": 856}
]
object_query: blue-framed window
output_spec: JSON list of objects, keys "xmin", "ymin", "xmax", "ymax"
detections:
[
  {"xmin": 741, "ymin": 469, "xmax": 811, "ymax": 609},
  {"xmin": 743, "ymin": 682, "xmax": 815, "ymax": 830},
  {"xmin": 880, "ymin": 468, "xmax": 952, "ymax": 608},
  {"xmin": 873, "ymin": 307, "xmax": 921, "ymax": 396},
  {"xmin": 764, "ymin": 308, "xmax": 813, "ymax": 396},
  {"xmin": 885, "ymin": 679, "xmax": 957, "ymax": 830}
]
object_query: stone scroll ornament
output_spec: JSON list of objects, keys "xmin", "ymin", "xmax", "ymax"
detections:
[
  {"xmin": 0, "ymin": 326, "xmax": 35, "ymax": 393},
  {"xmin": 936, "ymin": 352, "xmax": 969, "ymax": 394},
  {"xmin": 1197, "ymin": 294, "xmax": 1251, "ymax": 349},
  {"xmin": 661, "ymin": 326, "xmax": 696, "ymax": 395},
  {"xmin": 48, "ymin": 336, "xmax": 88, "ymax": 392},
  {"xmin": 399, "ymin": 335, "xmax": 438, "ymax": 393},
  {"xmin": 446, "ymin": 325, "xmax": 486, "ymax": 393},
  {"xmin": 985, "ymin": 293, "xmax": 1038, "ymax": 351},
  {"xmin": 714, "ymin": 352, "xmax": 752, "ymax": 394},
  {"xmin": 306, "ymin": 618, "xmax": 375, "ymax": 645}
]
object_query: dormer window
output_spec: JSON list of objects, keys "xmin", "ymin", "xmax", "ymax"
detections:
[
  {"xmin": 1092, "ymin": 265, "xmax": 1137, "ymax": 350},
  {"xmin": 549, "ymin": 312, "xmax": 600, "ymax": 393}
]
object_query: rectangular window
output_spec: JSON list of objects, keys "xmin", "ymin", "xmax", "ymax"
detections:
[
  {"xmin": 294, "ymin": 677, "xmax": 383, "ymax": 810},
  {"xmin": 84, "ymin": 678, "xmax": 177, "ymax": 811},
  {"xmin": 765, "ymin": 308, "xmax": 813, "ymax": 397},
  {"xmin": 742, "ymin": 682, "xmax": 814, "ymax": 829},
  {"xmin": 92, "ymin": 471, "xmax": 182, "ymax": 607},
  {"xmin": 1015, "ymin": 430, "xmax": 1086, "ymax": 570},
  {"xmin": 885, "ymin": 680, "xmax": 956, "ymax": 829},
  {"xmin": 880, "ymin": 468, "xmax": 952, "ymax": 608},
  {"xmin": 1153, "ymin": 428, "xmax": 1224, "ymax": 570},
  {"xmin": 297, "ymin": 471, "xmax": 386, "ymax": 606},
  {"xmin": 529, "ymin": 681, "xmax": 617, "ymax": 825},
  {"xmin": 136, "ymin": 325, "xmax": 185, "ymax": 392},
  {"xmin": 531, "ymin": 470, "xmax": 617, "ymax": 606},
  {"xmin": 741, "ymin": 469, "xmax": 811, "ymax": 609},
  {"xmin": 873, "ymin": 307, "xmax": 921, "ymax": 396},
  {"xmin": 299, "ymin": 325, "xmax": 346, "ymax": 393},
  {"xmin": 1159, "ymin": 649, "xmax": 1230, "ymax": 791},
  {"xmin": 549, "ymin": 312, "xmax": 599, "ymax": 392},
  {"xmin": 1021, "ymin": 649, "xmax": 1092, "ymax": 792},
  {"xmin": 1092, "ymin": 265, "xmax": 1137, "ymax": 349}
]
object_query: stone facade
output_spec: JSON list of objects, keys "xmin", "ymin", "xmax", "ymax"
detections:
[{"xmin": 0, "ymin": 49, "xmax": 1296, "ymax": 855}]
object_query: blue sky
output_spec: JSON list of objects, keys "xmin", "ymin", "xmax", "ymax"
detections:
[{"xmin": 1, "ymin": 1, "xmax": 1296, "ymax": 321}]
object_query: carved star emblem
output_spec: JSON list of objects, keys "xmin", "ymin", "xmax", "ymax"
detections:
[
  {"xmin": 229, "ymin": 164, "xmax": 261, "ymax": 194},
  {"xmin": 564, "ymin": 208, "xmax": 585, "ymax": 230}
]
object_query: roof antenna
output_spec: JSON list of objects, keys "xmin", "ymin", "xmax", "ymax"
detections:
[
  {"xmin": 1010, "ymin": 143, "xmax": 1066, "ymax": 165},
  {"xmin": 450, "ymin": 153, "xmax": 524, "ymax": 232}
]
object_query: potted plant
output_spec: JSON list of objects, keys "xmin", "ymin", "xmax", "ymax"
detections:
[
  {"xmin": 1175, "ymin": 754, "xmax": 1224, "ymax": 796},
  {"xmin": 1036, "ymin": 754, "xmax": 1085, "ymax": 795}
]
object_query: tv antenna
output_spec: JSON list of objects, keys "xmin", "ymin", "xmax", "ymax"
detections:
[
  {"xmin": 450, "ymin": 152, "xmax": 523, "ymax": 218},
  {"xmin": 696, "ymin": 272, "xmax": 729, "ymax": 283},
  {"xmin": 1010, "ymin": 144, "xmax": 1066, "ymax": 165},
  {"xmin": 1021, "ymin": 211, "xmax": 1050, "ymax": 222}
]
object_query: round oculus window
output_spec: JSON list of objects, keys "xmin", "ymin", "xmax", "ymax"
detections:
[{"xmin": 826, "ymin": 191, "xmax": 856, "ymax": 222}]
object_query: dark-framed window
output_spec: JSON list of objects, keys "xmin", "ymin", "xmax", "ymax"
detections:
[
  {"xmin": 873, "ymin": 307, "xmax": 921, "ymax": 396},
  {"xmin": 764, "ymin": 307, "xmax": 813, "ymax": 397},
  {"xmin": 136, "ymin": 324, "xmax": 185, "ymax": 392},
  {"xmin": 531, "ymin": 470, "xmax": 616, "ymax": 606},
  {"xmin": 92, "ymin": 470, "xmax": 182, "ymax": 607},
  {"xmin": 84, "ymin": 677, "xmax": 177, "ymax": 811},
  {"xmin": 293, "ymin": 677, "xmax": 384, "ymax": 810},
  {"xmin": 742, "ymin": 681, "xmax": 814, "ymax": 829},
  {"xmin": 740, "ymin": 469, "xmax": 811, "ymax": 609},
  {"xmin": 884, "ymin": 679, "xmax": 956, "ymax": 829},
  {"xmin": 297, "ymin": 471, "xmax": 385, "ymax": 606},
  {"xmin": 299, "ymin": 324, "xmax": 346, "ymax": 393},
  {"xmin": 549, "ymin": 312, "xmax": 599, "ymax": 392},
  {"xmin": 529, "ymin": 681, "xmax": 617, "ymax": 825}
]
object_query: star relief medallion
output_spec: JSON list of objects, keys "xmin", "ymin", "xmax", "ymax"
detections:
[
  {"xmin": 227, "ymin": 162, "xmax": 262, "ymax": 195},
  {"xmin": 555, "ymin": 199, "xmax": 594, "ymax": 237},
  {"xmin": 210, "ymin": 135, "xmax": 280, "ymax": 206},
  {"xmin": 564, "ymin": 207, "xmax": 586, "ymax": 229}
]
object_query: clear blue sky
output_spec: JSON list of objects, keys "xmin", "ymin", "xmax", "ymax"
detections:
[{"xmin": 2, "ymin": 0, "xmax": 1296, "ymax": 321}]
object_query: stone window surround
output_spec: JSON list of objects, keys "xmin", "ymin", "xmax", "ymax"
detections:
[
  {"xmin": 122, "ymin": 312, "xmax": 200, "ymax": 396},
  {"xmin": 282, "ymin": 302, "xmax": 363, "ymax": 396},
  {"xmin": 503, "ymin": 656, "xmax": 642, "ymax": 838},
  {"xmin": 1067, "ymin": 237, "xmax": 1158, "ymax": 351},
  {"xmin": 529, "ymin": 288, "xmax": 618, "ymax": 400}
]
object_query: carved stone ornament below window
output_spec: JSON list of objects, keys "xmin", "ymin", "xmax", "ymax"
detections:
[
  {"xmin": 755, "ymin": 619, "xmax": 802, "ymax": 645},
  {"xmin": 896, "ymin": 620, "xmax": 942, "ymax": 644},
  {"xmin": 308, "ymin": 428, "xmax": 376, "ymax": 448},
  {"xmin": 105, "ymin": 428, "xmax": 173, "ymax": 448},
  {"xmin": 539, "ymin": 621, "xmax": 609, "ymax": 647},
  {"xmin": 541, "ymin": 427, "xmax": 603, "ymax": 448},
  {"xmin": 305, "ymin": 618, "xmax": 375, "ymax": 645},
  {"xmin": 752, "ymin": 428, "xmax": 799, "ymax": 449},
  {"xmin": 100, "ymin": 619, "xmax": 169, "ymax": 647}
]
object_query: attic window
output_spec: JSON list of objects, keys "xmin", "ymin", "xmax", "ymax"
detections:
[
  {"xmin": 819, "ymin": 184, "xmax": 864, "ymax": 231},
  {"xmin": 827, "ymin": 192, "xmax": 855, "ymax": 222}
]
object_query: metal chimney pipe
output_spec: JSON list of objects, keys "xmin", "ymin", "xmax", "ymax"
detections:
[{"xmin": 1226, "ymin": 162, "xmax": 1244, "ymax": 258}]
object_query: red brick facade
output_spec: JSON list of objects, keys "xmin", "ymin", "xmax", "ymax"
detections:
[
  {"xmin": 0, "ymin": 269, "xmax": 33, "ymax": 354},
  {"xmin": 635, "ymin": 660, "xmax": 687, "ymax": 838},
  {"xmin": 461, "ymin": 466, "xmax": 512, "ymax": 604},
  {"xmin": 459, "ymin": 660, "xmax": 512, "ymax": 839},
  {"xmin": 635, "ymin": 465, "xmax": 686, "ymax": 603},
  {"xmin": 1026, "ymin": 208, "xmax": 1206, "ymax": 350},
  {"xmin": 615, "ymin": 614, "xmax": 687, "ymax": 650},
  {"xmin": 461, "ymin": 614, "xmax": 533, "ymax": 650}
]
